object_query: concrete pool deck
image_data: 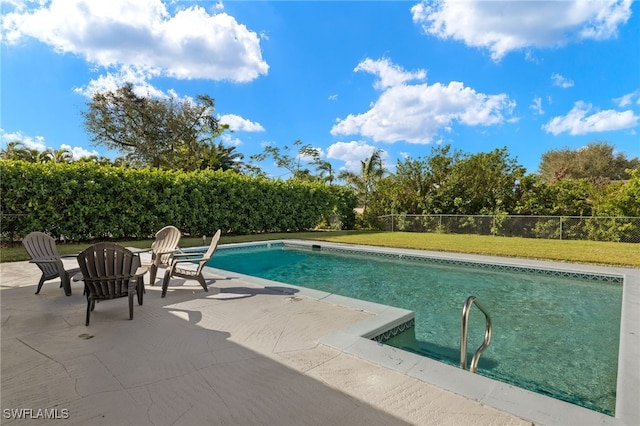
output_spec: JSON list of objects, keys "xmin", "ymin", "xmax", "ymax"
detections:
[{"xmin": 1, "ymin": 241, "xmax": 638, "ymax": 425}]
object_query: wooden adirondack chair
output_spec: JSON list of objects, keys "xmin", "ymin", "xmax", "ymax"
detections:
[
  {"xmin": 77, "ymin": 243, "xmax": 146, "ymax": 326},
  {"xmin": 22, "ymin": 231, "xmax": 80, "ymax": 296},
  {"xmin": 161, "ymin": 229, "xmax": 221, "ymax": 298}
]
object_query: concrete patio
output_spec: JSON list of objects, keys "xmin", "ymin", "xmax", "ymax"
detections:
[
  {"xmin": 3, "ymin": 243, "xmax": 638, "ymax": 426},
  {"xmin": 0, "ymin": 255, "xmax": 532, "ymax": 426}
]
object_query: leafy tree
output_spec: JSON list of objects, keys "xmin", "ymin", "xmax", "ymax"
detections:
[
  {"xmin": 593, "ymin": 169, "xmax": 640, "ymax": 217},
  {"xmin": 366, "ymin": 175, "xmax": 403, "ymax": 222},
  {"xmin": 392, "ymin": 144, "xmax": 462, "ymax": 214},
  {"xmin": 250, "ymin": 139, "xmax": 306, "ymax": 178},
  {"xmin": 513, "ymin": 174, "xmax": 554, "ymax": 215},
  {"xmin": 82, "ymin": 83, "xmax": 226, "ymax": 169},
  {"xmin": 422, "ymin": 144, "xmax": 462, "ymax": 214},
  {"xmin": 514, "ymin": 175, "xmax": 597, "ymax": 216},
  {"xmin": 446, "ymin": 147, "xmax": 525, "ymax": 215},
  {"xmin": 538, "ymin": 141, "xmax": 639, "ymax": 183},
  {"xmin": 250, "ymin": 139, "xmax": 331, "ymax": 181},
  {"xmin": 369, "ymin": 145, "xmax": 524, "ymax": 218},
  {"xmin": 587, "ymin": 170, "xmax": 640, "ymax": 241},
  {"xmin": 251, "ymin": 140, "xmax": 292, "ymax": 177},
  {"xmin": 295, "ymin": 144, "xmax": 336, "ymax": 184},
  {"xmin": 547, "ymin": 179, "xmax": 595, "ymax": 216},
  {"xmin": 387, "ymin": 157, "xmax": 429, "ymax": 214}
]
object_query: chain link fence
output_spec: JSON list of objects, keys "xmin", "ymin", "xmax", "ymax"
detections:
[{"xmin": 377, "ymin": 214, "xmax": 640, "ymax": 243}]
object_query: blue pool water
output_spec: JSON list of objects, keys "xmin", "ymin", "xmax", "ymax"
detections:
[{"xmin": 207, "ymin": 243, "xmax": 623, "ymax": 415}]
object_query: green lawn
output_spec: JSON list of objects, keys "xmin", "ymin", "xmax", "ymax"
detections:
[{"xmin": 1, "ymin": 230, "xmax": 638, "ymax": 267}]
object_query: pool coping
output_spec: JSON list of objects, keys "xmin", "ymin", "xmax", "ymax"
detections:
[{"xmin": 206, "ymin": 239, "xmax": 640, "ymax": 426}]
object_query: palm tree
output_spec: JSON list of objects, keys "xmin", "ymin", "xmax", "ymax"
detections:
[
  {"xmin": 0, "ymin": 141, "xmax": 31, "ymax": 161},
  {"xmin": 0, "ymin": 142, "xmax": 55, "ymax": 163},
  {"xmin": 338, "ymin": 149, "xmax": 385, "ymax": 212},
  {"xmin": 74, "ymin": 155, "xmax": 116, "ymax": 166},
  {"xmin": 43, "ymin": 148, "xmax": 74, "ymax": 164},
  {"xmin": 199, "ymin": 142, "xmax": 245, "ymax": 172},
  {"xmin": 316, "ymin": 160, "xmax": 335, "ymax": 185}
]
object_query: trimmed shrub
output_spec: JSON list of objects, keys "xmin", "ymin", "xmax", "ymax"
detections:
[{"xmin": 0, "ymin": 161, "xmax": 353, "ymax": 242}]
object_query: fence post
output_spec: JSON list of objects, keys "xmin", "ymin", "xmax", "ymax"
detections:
[
  {"xmin": 559, "ymin": 217, "xmax": 563, "ymax": 240},
  {"xmin": 391, "ymin": 214, "xmax": 395, "ymax": 232}
]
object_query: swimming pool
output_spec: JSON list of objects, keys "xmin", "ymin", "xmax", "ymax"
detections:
[
  {"xmin": 207, "ymin": 241, "xmax": 623, "ymax": 415},
  {"xmin": 205, "ymin": 240, "xmax": 640, "ymax": 424}
]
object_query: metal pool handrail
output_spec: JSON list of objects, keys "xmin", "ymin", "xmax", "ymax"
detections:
[{"xmin": 460, "ymin": 296, "xmax": 492, "ymax": 373}]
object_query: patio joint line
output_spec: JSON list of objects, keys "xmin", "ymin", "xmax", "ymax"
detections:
[
  {"xmin": 195, "ymin": 367, "xmax": 233, "ymax": 414},
  {"xmin": 16, "ymin": 336, "xmax": 67, "ymax": 370}
]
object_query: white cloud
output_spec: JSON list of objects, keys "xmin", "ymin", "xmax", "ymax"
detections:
[
  {"xmin": 543, "ymin": 101, "xmax": 639, "ymax": 135},
  {"xmin": 60, "ymin": 144, "xmax": 99, "ymax": 159},
  {"xmin": 530, "ymin": 97, "xmax": 544, "ymax": 115},
  {"xmin": 524, "ymin": 50, "xmax": 541, "ymax": 64},
  {"xmin": 218, "ymin": 114, "xmax": 265, "ymax": 132},
  {"xmin": 331, "ymin": 58, "xmax": 514, "ymax": 144},
  {"xmin": 614, "ymin": 90, "xmax": 639, "ymax": 107},
  {"xmin": 0, "ymin": 129, "xmax": 98, "ymax": 159},
  {"xmin": 219, "ymin": 133, "xmax": 243, "ymax": 147},
  {"xmin": 327, "ymin": 141, "xmax": 376, "ymax": 172},
  {"xmin": 1, "ymin": 0, "xmax": 268, "ymax": 82},
  {"xmin": 0, "ymin": 129, "xmax": 46, "ymax": 151},
  {"xmin": 551, "ymin": 73, "xmax": 574, "ymax": 88},
  {"xmin": 326, "ymin": 141, "xmax": 388, "ymax": 172},
  {"xmin": 411, "ymin": 0, "xmax": 632, "ymax": 61},
  {"xmin": 355, "ymin": 57, "xmax": 426, "ymax": 90},
  {"xmin": 74, "ymin": 65, "xmax": 165, "ymax": 98}
]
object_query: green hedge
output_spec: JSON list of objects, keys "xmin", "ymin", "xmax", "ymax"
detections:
[{"xmin": 1, "ymin": 161, "xmax": 356, "ymax": 242}]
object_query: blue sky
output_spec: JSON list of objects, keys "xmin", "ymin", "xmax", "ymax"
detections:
[{"xmin": 2, "ymin": 0, "xmax": 639, "ymax": 178}]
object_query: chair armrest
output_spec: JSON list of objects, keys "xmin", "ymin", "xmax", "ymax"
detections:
[
  {"xmin": 155, "ymin": 249, "xmax": 181, "ymax": 255},
  {"xmin": 129, "ymin": 247, "xmax": 152, "ymax": 253},
  {"xmin": 170, "ymin": 253, "xmax": 206, "ymax": 263},
  {"xmin": 29, "ymin": 258, "xmax": 62, "ymax": 264},
  {"xmin": 61, "ymin": 254, "xmax": 79, "ymax": 259},
  {"xmin": 171, "ymin": 252, "xmax": 205, "ymax": 258},
  {"xmin": 171, "ymin": 256, "xmax": 206, "ymax": 265},
  {"xmin": 132, "ymin": 266, "xmax": 148, "ymax": 278}
]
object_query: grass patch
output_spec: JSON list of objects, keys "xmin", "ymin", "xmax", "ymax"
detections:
[
  {"xmin": 1, "ymin": 230, "xmax": 638, "ymax": 267},
  {"xmin": 311, "ymin": 231, "xmax": 640, "ymax": 267}
]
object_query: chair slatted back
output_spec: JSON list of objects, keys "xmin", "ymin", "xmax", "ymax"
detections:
[
  {"xmin": 202, "ymin": 229, "xmax": 222, "ymax": 261},
  {"xmin": 78, "ymin": 243, "xmax": 138, "ymax": 300},
  {"xmin": 190, "ymin": 229, "xmax": 222, "ymax": 276},
  {"xmin": 152, "ymin": 226, "xmax": 181, "ymax": 265},
  {"xmin": 22, "ymin": 232, "xmax": 62, "ymax": 279}
]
